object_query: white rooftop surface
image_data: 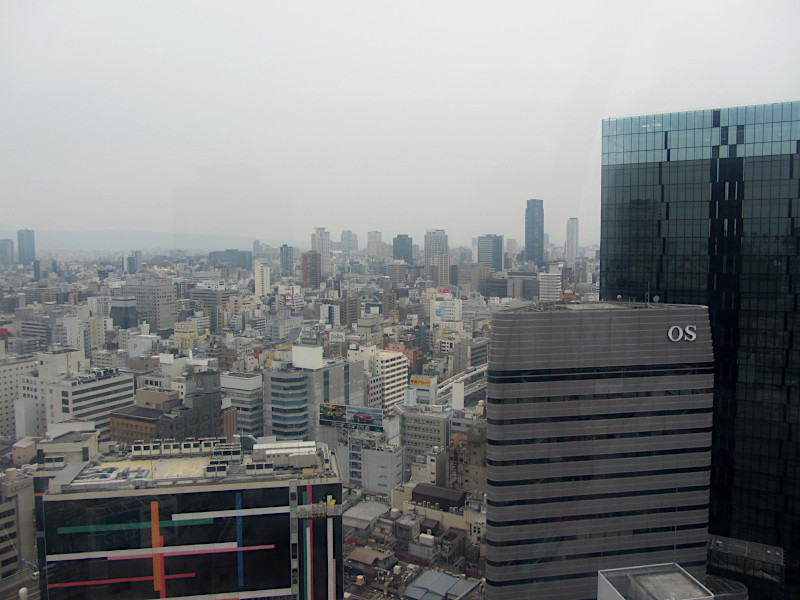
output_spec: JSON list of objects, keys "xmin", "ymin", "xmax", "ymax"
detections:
[
  {"xmin": 634, "ymin": 572, "xmax": 711, "ymax": 599},
  {"xmin": 96, "ymin": 457, "xmax": 210, "ymax": 480}
]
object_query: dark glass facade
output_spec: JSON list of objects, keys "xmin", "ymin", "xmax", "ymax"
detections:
[
  {"xmin": 524, "ymin": 199, "xmax": 543, "ymax": 264},
  {"xmin": 42, "ymin": 481, "xmax": 342, "ymax": 600},
  {"xmin": 600, "ymin": 101, "xmax": 800, "ymax": 600},
  {"xmin": 17, "ymin": 228, "xmax": 35, "ymax": 265},
  {"xmin": 477, "ymin": 234, "xmax": 504, "ymax": 272},
  {"xmin": 392, "ymin": 234, "xmax": 413, "ymax": 264}
]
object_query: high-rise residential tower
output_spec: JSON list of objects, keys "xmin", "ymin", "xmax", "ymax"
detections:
[
  {"xmin": 253, "ymin": 259, "xmax": 271, "ymax": 298},
  {"xmin": 566, "ymin": 217, "xmax": 579, "ymax": 266},
  {"xmin": 393, "ymin": 234, "xmax": 413, "ymax": 263},
  {"xmin": 311, "ymin": 227, "xmax": 331, "ymax": 276},
  {"xmin": 524, "ymin": 200, "xmax": 544, "ymax": 265},
  {"xmin": 367, "ymin": 230, "xmax": 383, "ymax": 259},
  {"xmin": 279, "ymin": 244, "xmax": 294, "ymax": 276},
  {"xmin": 600, "ymin": 101, "xmax": 800, "ymax": 599},
  {"xmin": 17, "ymin": 229, "xmax": 35, "ymax": 265},
  {"xmin": 301, "ymin": 250, "xmax": 322, "ymax": 290},
  {"xmin": 486, "ymin": 303, "xmax": 713, "ymax": 600},
  {"xmin": 424, "ymin": 229, "xmax": 448, "ymax": 268},
  {"xmin": 477, "ymin": 234, "xmax": 504, "ymax": 272}
]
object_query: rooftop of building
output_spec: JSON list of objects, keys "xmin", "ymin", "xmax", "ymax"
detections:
[
  {"xmin": 503, "ymin": 300, "xmax": 708, "ymax": 313},
  {"xmin": 598, "ymin": 563, "xmax": 713, "ymax": 600},
  {"xmin": 44, "ymin": 438, "xmax": 339, "ymax": 496},
  {"xmin": 403, "ymin": 570, "xmax": 480, "ymax": 600},
  {"xmin": 112, "ymin": 405, "xmax": 168, "ymax": 421}
]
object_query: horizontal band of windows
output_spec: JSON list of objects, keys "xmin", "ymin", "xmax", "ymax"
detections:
[
  {"xmin": 487, "ymin": 446, "xmax": 710, "ymax": 468},
  {"xmin": 488, "ymin": 465, "xmax": 709, "ymax": 487},
  {"xmin": 487, "ymin": 484, "xmax": 709, "ymax": 508},
  {"xmin": 487, "ymin": 522, "xmax": 706, "ymax": 547},
  {"xmin": 488, "ymin": 363, "xmax": 714, "ymax": 384},
  {"xmin": 487, "ymin": 387, "xmax": 714, "ymax": 405},
  {"xmin": 487, "ymin": 407, "xmax": 711, "ymax": 426},
  {"xmin": 69, "ymin": 379, "xmax": 133, "ymax": 396},
  {"xmin": 487, "ymin": 503, "xmax": 709, "ymax": 527},
  {"xmin": 486, "ymin": 541, "xmax": 707, "ymax": 567},
  {"xmin": 488, "ymin": 426, "xmax": 712, "ymax": 446},
  {"xmin": 485, "ymin": 559, "xmax": 707, "ymax": 587}
]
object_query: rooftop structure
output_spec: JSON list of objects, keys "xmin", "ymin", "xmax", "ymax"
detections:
[{"xmin": 598, "ymin": 563, "xmax": 713, "ymax": 600}]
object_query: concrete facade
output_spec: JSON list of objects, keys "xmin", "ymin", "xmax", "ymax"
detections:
[{"xmin": 485, "ymin": 303, "xmax": 713, "ymax": 600}]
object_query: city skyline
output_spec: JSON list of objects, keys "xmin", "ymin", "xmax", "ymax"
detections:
[{"xmin": 3, "ymin": 2, "xmax": 800, "ymax": 247}]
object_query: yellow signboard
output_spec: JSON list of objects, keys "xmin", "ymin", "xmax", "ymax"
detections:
[{"xmin": 409, "ymin": 378, "xmax": 431, "ymax": 387}]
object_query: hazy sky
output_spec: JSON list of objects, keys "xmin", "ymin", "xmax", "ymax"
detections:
[{"xmin": 3, "ymin": 1, "xmax": 800, "ymax": 248}]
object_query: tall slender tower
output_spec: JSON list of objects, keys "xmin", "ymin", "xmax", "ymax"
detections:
[
  {"xmin": 17, "ymin": 229, "xmax": 35, "ymax": 265},
  {"xmin": 253, "ymin": 259, "xmax": 271, "ymax": 298},
  {"xmin": 565, "ymin": 217, "xmax": 579, "ymax": 266},
  {"xmin": 524, "ymin": 200, "xmax": 543, "ymax": 265},
  {"xmin": 301, "ymin": 250, "xmax": 322, "ymax": 290},
  {"xmin": 310, "ymin": 227, "xmax": 331, "ymax": 276},
  {"xmin": 601, "ymin": 101, "xmax": 800, "ymax": 600}
]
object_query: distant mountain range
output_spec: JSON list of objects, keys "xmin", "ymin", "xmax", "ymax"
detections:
[{"xmin": 0, "ymin": 230, "xmax": 294, "ymax": 253}]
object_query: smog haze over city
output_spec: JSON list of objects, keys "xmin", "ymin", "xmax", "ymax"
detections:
[{"xmin": 3, "ymin": 0, "xmax": 800, "ymax": 249}]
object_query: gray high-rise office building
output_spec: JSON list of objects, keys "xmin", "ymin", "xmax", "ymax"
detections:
[
  {"xmin": 477, "ymin": 234, "xmax": 504, "ymax": 272},
  {"xmin": 566, "ymin": 217, "xmax": 579, "ymax": 266},
  {"xmin": 0, "ymin": 239, "xmax": 13, "ymax": 267},
  {"xmin": 279, "ymin": 244, "xmax": 294, "ymax": 276},
  {"xmin": 17, "ymin": 229, "xmax": 35, "ymax": 265},
  {"xmin": 524, "ymin": 199, "xmax": 543, "ymax": 264},
  {"xmin": 340, "ymin": 229, "xmax": 358, "ymax": 255},
  {"xmin": 486, "ymin": 303, "xmax": 713, "ymax": 600},
  {"xmin": 424, "ymin": 229, "xmax": 448, "ymax": 268},
  {"xmin": 393, "ymin": 234, "xmax": 413, "ymax": 263},
  {"xmin": 600, "ymin": 101, "xmax": 800, "ymax": 599}
]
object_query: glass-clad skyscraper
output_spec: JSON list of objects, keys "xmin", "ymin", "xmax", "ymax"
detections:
[
  {"xmin": 17, "ymin": 228, "xmax": 35, "ymax": 265},
  {"xmin": 600, "ymin": 101, "xmax": 800, "ymax": 599},
  {"xmin": 525, "ymin": 199, "xmax": 544, "ymax": 264}
]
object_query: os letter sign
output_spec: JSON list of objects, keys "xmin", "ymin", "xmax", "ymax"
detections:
[{"xmin": 668, "ymin": 325, "xmax": 697, "ymax": 342}]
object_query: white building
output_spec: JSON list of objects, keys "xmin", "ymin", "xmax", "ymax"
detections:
[
  {"xmin": 538, "ymin": 268, "xmax": 562, "ymax": 302},
  {"xmin": 0, "ymin": 354, "xmax": 37, "ymax": 440},
  {"xmin": 373, "ymin": 351, "xmax": 409, "ymax": 410},
  {"xmin": 17, "ymin": 350, "xmax": 134, "ymax": 440},
  {"xmin": 427, "ymin": 295, "xmax": 462, "ymax": 325},
  {"xmin": 253, "ymin": 259, "xmax": 271, "ymax": 298},
  {"xmin": 566, "ymin": 217, "xmax": 579, "ymax": 266}
]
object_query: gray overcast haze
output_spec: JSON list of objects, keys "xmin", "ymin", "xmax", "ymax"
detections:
[{"xmin": 2, "ymin": 0, "xmax": 800, "ymax": 249}]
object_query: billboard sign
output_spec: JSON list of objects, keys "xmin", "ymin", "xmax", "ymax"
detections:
[
  {"xmin": 319, "ymin": 404, "xmax": 383, "ymax": 432},
  {"xmin": 329, "ymin": 331, "xmax": 346, "ymax": 343}
]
